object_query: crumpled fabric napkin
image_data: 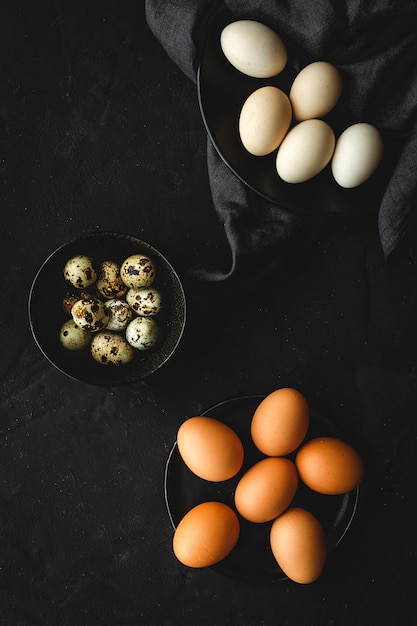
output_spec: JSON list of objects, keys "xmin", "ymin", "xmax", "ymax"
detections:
[{"xmin": 145, "ymin": 0, "xmax": 417, "ymax": 284}]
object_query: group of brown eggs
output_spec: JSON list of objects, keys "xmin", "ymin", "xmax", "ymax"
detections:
[
  {"xmin": 220, "ymin": 19, "xmax": 384, "ymax": 188},
  {"xmin": 172, "ymin": 388, "xmax": 364, "ymax": 584}
]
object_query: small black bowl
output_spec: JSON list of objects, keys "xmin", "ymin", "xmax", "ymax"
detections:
[{"xmin": 28, "ymin": 232, "xmax": 186, "ymax": 385}]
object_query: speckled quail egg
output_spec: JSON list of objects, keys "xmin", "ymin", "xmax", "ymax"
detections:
[
  {"xmin": 71, "ymin": 296, "xmax": 109, "ymax": 332},
  {"xmin": 104, "ymin": 299, "xmax": 133, "ymax": 331},
  {"xmin": 62, "ymin": 289, "xmax": 92, "ymax": 315},
  {"xmin": 90, "ymin": 331, "xmax": 134, "ymax": 366},
  {"xmin": 59, "ymin": 319, "xmax": 92, "ymax": 350},
  {"xmin": 126, "ymin": 316, "xmax": 159, "ymax": 350},
  {"xmin": 120, "ymin": 254, "xmax": 156, "ymax": 289},
  {"xmin": 126, "ymin": 287, "xmax": 163, "ymax": 316},
  {"xmin": 96, "ymin": 260, "xmax": 127, "ymax": 299},
  {"xmin": 64, "ymin": 255, "xmax": 97, "ymax": 289}
]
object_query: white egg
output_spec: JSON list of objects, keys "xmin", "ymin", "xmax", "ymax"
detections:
[
  {"xmin": 289, "ymin": 61, "xmax": 343, "ymax": 121},
  {"xmin": 220, "ymin": 20, "xmax": 287, "ymax": 78},
  {"xmin": 126, "ymin": 317, "xmax": 159, "ymax": 351},
  {"xmin": 239, "ymin": 86, "xmax": 292, "ymax": 156},
  {"xmin": 276, "ymin": 119, "xmax": 335, "ymax": 183},
  {"xmin": 331, "ymin": 123, "xmax": 384, "ymax": 188},
  {"xmin": 64, "ymin": 255, "xmax": 97, "ymax": 289},
  {"xmin": 126, "ymin": 287, "xmax": 163, "ymax": 316},
  {"xmin": 59, "ymin": 320, "xmax": 91, "ymax": 350}
]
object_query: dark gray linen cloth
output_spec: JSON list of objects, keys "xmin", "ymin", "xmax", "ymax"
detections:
[{"xmin": 145, "ymin": 0, "xmax": 417, "ymax": 283}]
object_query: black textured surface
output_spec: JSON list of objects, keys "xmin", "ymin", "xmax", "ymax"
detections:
[{"xmin": 2, "ymin": 2, "xmax": 417, "ymax": 625}]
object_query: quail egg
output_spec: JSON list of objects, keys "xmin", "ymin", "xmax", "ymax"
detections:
[
  {"xmin": 91, "ymin": 331, "xmax": 134, "ymax": 366},
  {"xmin": 104, "ymin": 299, "xmax": 133, "ymax": 331},
  {"xmin": 96, "ymin": 260, "xmax": 127, "ymax": 299},
  {"xmin": 62, "ymin": 289, "xmax": 91, "ymax": 315},
  {"xmin": 64, "ymin": 255, "xmax": 97, "ymax": 289},
  {"xmin": 126, "ymin": 287, "xmax": 163, "ymax": 316},
  {"xmin": 126, "ymin": 316, "xmax": 159, "ymax": 350},
  {"xmin": 120, "ymin": 254, "xmax": 156, "ymax": 289},
  {"xmin": 71, "ymin": 296, "xmax": 109, "ymax": 332},
  {"xmin": 59, "ymin": 319, "xmax": 92, "ymax": 350}
]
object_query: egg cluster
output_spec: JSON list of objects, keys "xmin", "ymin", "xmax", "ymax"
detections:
[
  {"xmin": 220, "ymin": 20, "xmax": 384, "ymax": 188},
  {"xmin": 172, "ymin": 388, "xmax": 364, "ymax": 584},
  {"xmin": 59, "ymin": 253, "xmax": 162, "ymax": 366}
]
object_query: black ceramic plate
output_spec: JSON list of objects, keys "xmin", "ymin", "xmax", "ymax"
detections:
[
  {"xmin": 28, "ymin": 232, "xmax": 186, "ymax": 385},
  {"xmin": 165, "ymin": 395, "xmax": 359, "ymax": 583},
  {"xmin": 197, "ymin": 19, "xmax": 402, "ymax": 216}
]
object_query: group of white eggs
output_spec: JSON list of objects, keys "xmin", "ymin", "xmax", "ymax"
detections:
[
  {"xmin": 59, "ymin": 253, "xmax": 162, "ymax": 366},
  {"xmin": 220, "ymin": 20, "xmax": 384, "ymax": 188}
]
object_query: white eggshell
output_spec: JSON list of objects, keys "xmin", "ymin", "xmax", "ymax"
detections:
[
  {"xmin": 331, "ymin": 123, "xmax": 384, "ymax": 188},
  {"xmin": 64, "ymin": 255, "xmax": 97, "ymax": 289},
  {"xmin": 126, "ymin": 287, "xmax": 163, "ymax": 316},
  {"xmin": 120, "ymin": 254, "xmax": 156, "ymax": 289},
  {"xmin": 59, "ymin": 320, "xmax": 91, "ymax": 351},
  {"xmin": 91, "ymin": 332, "xmax": 134, "ymax": 366},
  {"xmin": 220, "ymin": 20, "xmax": 287, "ymax": 78},
  {"xmin": 104, "ymin": 299, "xmax": 133, "ymax": 331},
  {"xmin": 126, "ymin": 317, "xmax": 159, "ymax": 351},
  {"xmin": 289, "ymin": 61, "xmax": 343, "ymax": 121},
  {"xmin": 71, "ymin": 297, "xmax": 109, "ymax": 332},
  {"xmin": 239, "ymin": 86, "xmax": 292, "ymax": 156},
  {"xmin": 276, "ymin": 119, "xmax": 335, "ymax": 183}
]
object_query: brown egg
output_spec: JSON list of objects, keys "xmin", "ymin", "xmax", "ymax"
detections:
[
  {"xmin": 234, "ymin": 457, "xmax": 298, "ymax": 523},
  {"xmin": 270, "ymin": 507, "xmax": 327, "ymax": 584},
  {"xmin": 177, "ymin": 416, "xmax": 244, "ymax": 482},
  {"xmin": 251, "ymin": 388, "xmax": 310, "ymax": 456},
  {"xmin": 295, "ymin": 436, "xmax": 364, "ymax": 495},
  {"xmin": 173, "ymin": 501, "xmax": 240, "ymax": 568}
]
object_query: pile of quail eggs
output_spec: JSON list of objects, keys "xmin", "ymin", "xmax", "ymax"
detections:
[{"xmin": 59, "ymin": 253, "xmax": 163, "ymax": 366}]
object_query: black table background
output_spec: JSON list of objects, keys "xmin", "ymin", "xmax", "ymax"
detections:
[{"xmin": 1, "ymin": 2, "xmax": 417, "ymax": 624}]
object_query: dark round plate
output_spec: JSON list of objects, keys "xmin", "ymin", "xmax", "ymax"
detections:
[
  {"xmin": 28, "ymin": 231, "xmax": 186, "ymax": 386},
  {"xmin": 164, "ymin": 395, "xmax": 359, "ymax": 583},
  {"xmin": 197, "ymin": 18, "xmax": 403, "ymax": 216}
]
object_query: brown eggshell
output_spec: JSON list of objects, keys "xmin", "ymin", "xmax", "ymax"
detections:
[
  {"xmin": 177, "ymin": 416, "xmax": 244, "ymax": 482},
  {"xmin": 173, "ymin": 501, "xmax": 240, "ymax": 568},
  {"xmin": 270, "ymin": 507, "xmax": 327, "ymax": 584},
  {"xmin": 251, "ymin": 388, "xmax": 310, "ymax": 456},
  {"xmin": 295, "ymin": 436, "xmax": 364, "ymax": 495},
  {"xmin": 234, "ymin": 457, "xmax": 298, "ymax": 523},
  {"xmin": 96, "ymin": 260, "xmax": 127, "ymax": 299}
]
